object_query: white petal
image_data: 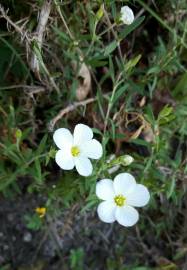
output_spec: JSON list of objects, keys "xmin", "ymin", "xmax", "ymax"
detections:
[
  {"xmin": 73, "ymin": 124, "xmax": 93, "ymax": 145},
  {"xmin": 82, "ymin": 139, "xmax": 103, "ymax": 159},
  {"xmin": 53, "ymin": 128, "xmax": 73, "ymax": 149},
  {"xmin": 127, "ymin": 184, "xmax": 150, "ymax": 207},
  {"xmin": 55, "ymin": 150, "xmax": 74, "ymax": 170},
  {"xmin": 97, "ymin": 201, "xmax": 116, "ymax": 223},
  {"xmin": 115, "ymin": 205, "xmax": 139, "ymax": 227},
  {"xmin": 96, "ymin": 179, "xmax": 115, "ymax": 201},
  {"xmin": 74, "ymin": 156, "xmax": 93, "ymax": 176},
  {"xmin": 114, "ymin": 173, "xmax": 136, "ymax": 196}
]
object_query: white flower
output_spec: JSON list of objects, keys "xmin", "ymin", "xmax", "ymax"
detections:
[
  {"xmin": 120, "ymin": 6, "xmax": 134, "ymax": 25},
  {"xmin": 53, "ymin": 124, "xmax": 103, "ymax": 176},
  {"xmin": 96, "ymin": 173, "xmax": 150, "ymax": 227}
]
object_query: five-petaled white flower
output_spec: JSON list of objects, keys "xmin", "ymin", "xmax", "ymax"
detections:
[
  {"xmin": 53, "ymin": 124, "xmax": 103, "ymax": 176},
  {"xmin": 120, "ymin": 6, "xmax": 134, "ymax": 25},
  {"xmin": 96, "ymin": 173, "xmax": 150, "ymax": 227}
]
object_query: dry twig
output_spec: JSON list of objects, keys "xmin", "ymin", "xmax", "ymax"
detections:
[
  {"xmin": 48, "ymin": 97, "xmax": 96, "ymax": 132},
  {"xmin": 0, "ymin": 4, "xmax": 29, "ymax": 41},
  {"xmin": 29, "ymin": 0, "xmax": 60, "ymax": 93},
  {"xmin": 30, "ymin": 0, "xmax": 52, "ymax": 78},
  {"xmin": 48, "ymin": 93, "xmax": 110, "ymax": 131}
]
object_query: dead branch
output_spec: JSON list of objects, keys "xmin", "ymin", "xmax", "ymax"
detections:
[
  {"xmin": 48, "ymin": 97, "xmax": 96, "ymax": 132},
  {"xmin": 30, "ymin": 0, "xmax": 52, "ymax": 79},
  {"xmin": 0, "ymin": 4, "xmax": 29, "ymax": 41},
  {"xmin": 48, "ymin": 92, "xmax": 111, "ymax": 131}
]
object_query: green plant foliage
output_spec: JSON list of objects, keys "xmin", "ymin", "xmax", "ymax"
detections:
[{"xmin": 0, "ymin": 0, "xmax": 186, "ymax": 269}]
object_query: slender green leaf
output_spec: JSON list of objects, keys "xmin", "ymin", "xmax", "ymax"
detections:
[{"xmin": 119, "ymin": 16, "xmax": 145, "ymax": 40}]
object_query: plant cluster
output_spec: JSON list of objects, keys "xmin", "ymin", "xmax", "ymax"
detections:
[{"xmin": 0, "ymin": 0, "xmax": 187, "ymax": 269}]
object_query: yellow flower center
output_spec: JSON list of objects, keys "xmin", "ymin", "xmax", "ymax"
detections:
[
  {"xmin": 71, "ymin": 146, "xmax": 80, "ymax": 157},
  {"xmin": 114, "ymin": 195, "xmax": 126, "ymax": 207}
]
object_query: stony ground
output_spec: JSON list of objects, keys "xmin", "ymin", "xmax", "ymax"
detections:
[{"xmin": 0, "ymin": 189, "xmax": 186, "ymax": 269}]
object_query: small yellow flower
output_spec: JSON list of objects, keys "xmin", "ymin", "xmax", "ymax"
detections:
[{"xmin": 35, "ymin": 207, "xmax": 46, "ymax": 218}]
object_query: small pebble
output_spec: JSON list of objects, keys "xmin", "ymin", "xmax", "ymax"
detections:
[
  {"xmin": 3, "ymin": 244, "xmax": 9, "ymax": 250},
  {"xmin": 23, "ymin": 232, "xmax": 32, "ymax": 242},
  {"xmin": 7, "ymin": 213, "xmax": 14, "ymax": 222},
  {"xmin": 0, "ymin": 255, "xmax": 5, "ymax": 264},
  {"xmin": 12, "ymin": 236, "xmax": 16, "ymax": 241}
]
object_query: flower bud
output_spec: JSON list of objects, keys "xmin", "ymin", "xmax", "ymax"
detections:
[
  {"xmin": 120, "ymin": 6, "xmax": 134, "ymax": 25},
  {"xmin": 96, "ymin": 5, "xmax": 104, "ymax": 20},
  {"xmin": 123, "ymin": 155, "xmax": 134, "ymax": 166},
  {"xmin": 108, "ymin": 165, "xmax": 120, "ymax": 174},
  {"xmin": 15, "ymin": 128, "xmax": 22, "ymax": 139}
]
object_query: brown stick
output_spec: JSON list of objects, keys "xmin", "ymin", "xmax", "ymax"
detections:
[
  {"xmin": 48, "ymin": 97, "xmax": 96, "ymax": 132},
  {"xmin": 30, "ymin": 0, "xmax": 52, "ymax": 78},
  {"xmin": 0, "ymin": 4, "xmax": 29, "ymax": 41},
  {"xmin": 48, "ymin": 92, "xmax": 111, "ymax": 131}
]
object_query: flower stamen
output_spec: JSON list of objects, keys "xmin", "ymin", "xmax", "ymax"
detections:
[
  {"xmin": 114, "ymin": 195, "xmax": 126, "ymax": 207},
  {"xmin": 71, "ymin": 146, "xmax": 80, "ymax": 157}
]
